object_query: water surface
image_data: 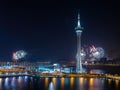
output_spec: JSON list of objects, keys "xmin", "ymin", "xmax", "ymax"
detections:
[{"xmin": 0, "ymin": 76, "xmax": 120, "ymax": 90}]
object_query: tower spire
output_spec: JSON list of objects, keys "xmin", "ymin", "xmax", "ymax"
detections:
[
  {"xmin": 77, "ymin": 13, "xmax": 81, "ymax": 28},
  {"xmin": 75, "ymin": 13, "xmax": 83, "ymax": 31}
]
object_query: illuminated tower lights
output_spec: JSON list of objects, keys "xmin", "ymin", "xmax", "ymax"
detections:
[{"xmin": 75, "ymin": 13, "xmax": 83, "ymax": 73}]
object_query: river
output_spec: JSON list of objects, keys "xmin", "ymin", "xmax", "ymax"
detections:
[{"xmin": 0, "ymin": 76, "xmax": 119, "ymax": 90}]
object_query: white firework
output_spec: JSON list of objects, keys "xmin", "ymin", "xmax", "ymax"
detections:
[
  {"xmin": 91, "ymin": 47, "xmax": 104, "ymax": 59},
  {"xmin": 80, "ymin": 45, "xmax": 105, "ymax": 61},
  {"xmin": 13, "ymin": 50, "xmax": 27, "ymax": 60}
]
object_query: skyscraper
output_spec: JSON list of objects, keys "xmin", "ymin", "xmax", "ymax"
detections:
[{"xmin": 75, "ymin": 13, "xmax": 83, "ymax": 73}]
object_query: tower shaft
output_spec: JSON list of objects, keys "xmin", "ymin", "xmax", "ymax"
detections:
[{"xmin": 76, "ymin": 32, "xmax": 82, "ymax": 73}]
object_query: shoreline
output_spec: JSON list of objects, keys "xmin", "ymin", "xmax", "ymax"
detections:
[
  {"xmin": 0, "ymin": 74, "xmax": 34, "ymax": 78},
  {"xmin": 39, "ymin": 74, "xmax": 120, "ymax": 80}
]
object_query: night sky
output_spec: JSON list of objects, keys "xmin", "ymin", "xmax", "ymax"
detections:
[{"xmin": 0, "ymin": 0, "xmax": 120, "ymax": 61}]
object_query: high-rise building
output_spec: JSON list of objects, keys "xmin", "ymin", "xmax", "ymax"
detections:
[{"xmin": 75, "ymin": 13, "xmax": 83, "ymax": 73}]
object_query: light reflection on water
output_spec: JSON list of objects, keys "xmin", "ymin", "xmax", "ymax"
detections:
[
  {"xmin": 5, "ymin": 77, "xmax": 9, "ymax": 90},
  {"xmin": 52, "ymin": 78, "xmax": 56, "ymax": 90},
  {"xmin": 115, "ymin": 80, "xmax": 119, "ymax": 89},
  {"xmin": 78, "ymin": 78, "xmax": 84, "ymax": 90},
  {"xmin": 0, "ymin": 76, "xmax": 119, "ymax": 90},
  {"xmin": 61, "ymin": 77, "xmax": 64, "ymax": 90},
  {"xmin": 0, "ymin": 78, "xmax": 2, "ymax": 89},
  {"xmin": 79, "ymin": 78, "xmax": 83, "ymax": 86},
  {"xmin": 108, "ymin": 79, "xmax": 112, "ymax": 85},
  {"xmin": 45, "ymin": 78, "xmax": 49, "ymax": 89},
  {"xmin": 89, "ymin": 78, "xmax": 94, "ymax": 86},
  {"xmin": 18, "ymin": 76, "xmax": 23, "ymax": 89},
  {"xmin": 48, "ymin": 82, "xmax": 54, "ymax": 90},
  {"xmin": 70, "ymin": 77, "xmax": 74, "ymax": 90},
  {"xmin": 11, "ymin": 77, "xmax": 16, "ymax": 90}
]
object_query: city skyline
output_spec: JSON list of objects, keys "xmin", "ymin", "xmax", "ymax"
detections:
[{"xmin": 0, "ymin": 0, "xmax": 120, "ymax": 61}]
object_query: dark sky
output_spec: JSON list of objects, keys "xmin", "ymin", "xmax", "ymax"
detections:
[{"xmin": 0, "ymin": 0, "xmax": 120, "ymax": 61}]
